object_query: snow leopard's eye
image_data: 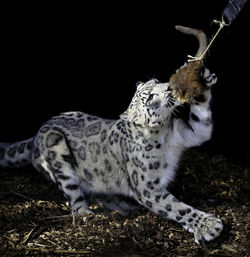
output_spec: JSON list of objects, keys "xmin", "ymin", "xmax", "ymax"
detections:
[{"xmin": 148, "ymin": 94, "xmax": 154, "ymax": 101}]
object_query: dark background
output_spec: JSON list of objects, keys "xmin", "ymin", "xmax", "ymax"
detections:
[{"xmin": 0, "ymin": 2, "xmax": 250, "ymax": 160}]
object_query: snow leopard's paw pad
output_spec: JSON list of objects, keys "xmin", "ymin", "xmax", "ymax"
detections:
[{"xmin": 194, "ymin": 214, "xmax": 223, "ymax": 243}]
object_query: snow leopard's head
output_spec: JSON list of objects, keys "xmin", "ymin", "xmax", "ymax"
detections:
[{"xmin": 120, "ymin": 79, "xmax": 180, "ymax": 128}]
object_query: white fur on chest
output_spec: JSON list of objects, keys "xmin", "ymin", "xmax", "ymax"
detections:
[{"xmin": 158, "ymin": 132, "xmax": 185, "ymax": 188}]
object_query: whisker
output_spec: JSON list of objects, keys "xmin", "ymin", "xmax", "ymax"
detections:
[
  {"xmin": 166, "ymin": 97, "xmax": 180, "ymax": 116},
  {"xmin": 167, "ymin": 102, "xmax": 178, "ymax": 116}
]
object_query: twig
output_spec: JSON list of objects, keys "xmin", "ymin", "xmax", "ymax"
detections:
[
  {"xmin": 221, "ymin": 243, "xmax": 238, "ymax": 253},
  {"xmin": 39, "ymin": 214, "xmax": 72, "ymax": 221},
  {"xmin": 19, "ymin": 246, "xmax": 91, "ymax": 254},
  {"xmin": 169, "ymin": 228, "xmax": 183, "ymax": 233},
  {"xmin": 46, "ymin": 238, "xmax": 58, "ymax": 246},
  {"xmin": 132, "ymin": 237, "xmax": 143, "ymax": 249},
  {"xmin": 10, "ymin": 191, "xmax": 34, "ymax": 201},
  {"xmin": 3, "ymin": 235, "xmax": 15, "ymax": 248},
  {"xmin": 21, "ymin": 225, "xmax": 38, "ymax": 244},
  {"xmin": 31, "ymin": 243, "xmax": 47, "ymax": 248}
]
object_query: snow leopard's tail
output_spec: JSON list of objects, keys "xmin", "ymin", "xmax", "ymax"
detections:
[{"xmin": 0, "ymin": 138, "xmax": 34, "ymax": 168}]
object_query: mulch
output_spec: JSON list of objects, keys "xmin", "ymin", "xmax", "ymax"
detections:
[{"xmin": 0, "ymin": 149, "xmax": 249, "ymax": 256}]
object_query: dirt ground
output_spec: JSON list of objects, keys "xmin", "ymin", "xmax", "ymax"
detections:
[{"xmin": 0, "ymin": 149, "xmax": 249, "ymax": 257}]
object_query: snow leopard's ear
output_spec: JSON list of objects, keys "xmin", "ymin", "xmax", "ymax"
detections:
[
  {"xmin": 136, "ymin": 81, "xmax": 143, "ymax": 88},
  {"xmin": 120, "ymin": 81, "xmax": 147, "ymax": 126},
  {"xmin": 120, "ymin": 103, "xmax": 146, "ymax": 126}
]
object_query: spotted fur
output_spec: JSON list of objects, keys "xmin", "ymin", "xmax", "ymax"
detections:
[{"xmin": 0, "ymin": 66, "xmax": 222, "ymax": 243}]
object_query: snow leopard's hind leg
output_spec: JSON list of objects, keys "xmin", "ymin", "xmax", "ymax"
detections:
[{"xmin": 32, "ymin": 127, "xmax": 94, "ymax": 217}]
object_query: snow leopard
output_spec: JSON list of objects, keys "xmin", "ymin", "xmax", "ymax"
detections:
[{"xmin": 0, "ymin": 65, "xmax": 223, "ymax": 243}]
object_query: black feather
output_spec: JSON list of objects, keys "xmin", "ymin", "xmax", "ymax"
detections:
[{"xmin": 223, "ymin": 0, "xmax": 248, "ymax": 23}]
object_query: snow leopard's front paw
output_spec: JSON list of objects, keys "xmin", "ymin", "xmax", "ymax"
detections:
[
  {"xmin": 75, "ymin": 206, "xmax": 95, "ymax": 216},
  {"xmin": 202, "ymin": 68, "xmax": 217, "ymax": 87},
  {"xmin": 193, "ymin": 213, "xmax": 223, "ymax": 244}
]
